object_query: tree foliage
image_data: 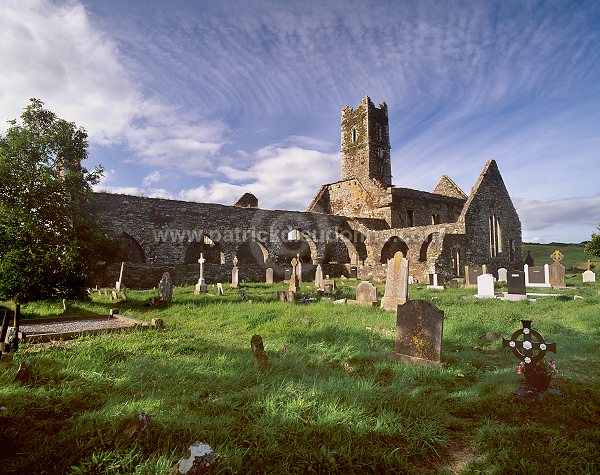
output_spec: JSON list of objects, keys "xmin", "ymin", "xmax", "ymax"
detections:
[
  {"xmin": 0, "ymin": 99, "xmax": 104, "ymax": 302},
  {"xmin": 584, "ymin": 224, "xmax": 600, "ymax": 258}
]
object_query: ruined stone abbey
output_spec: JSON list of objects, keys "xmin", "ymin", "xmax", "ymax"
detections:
[{"xmin": 94, "ymin": 96, "xmax": 522, "ymax": 287}]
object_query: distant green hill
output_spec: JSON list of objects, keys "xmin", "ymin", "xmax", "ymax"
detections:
[{"xmin": 522, "ymin": 242, "xmax": 597, "ymax": 271}]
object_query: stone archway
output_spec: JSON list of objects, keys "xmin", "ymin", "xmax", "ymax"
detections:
[
  {"xmin": 236, "ymin": 240, "xmax": 269, "ymax": 265},
  {"xmin": 117, "ymin": 232, "xmax": 146, "ymax": 263},
  {"xmin": 380, "ymin": 236, "xmax": 409, "ymax": 263},
  {"xmin": 277, "ymin": 229, "xmax": 319, "ymax": 264},
  {"xmin": 184, "ymin": 235, "xmax": 222, "ymax": 264}
]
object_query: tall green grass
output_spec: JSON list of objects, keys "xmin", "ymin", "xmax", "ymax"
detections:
[{"xmin": 1, "ymin": 277, "xmax": 598, "ymax": 474}]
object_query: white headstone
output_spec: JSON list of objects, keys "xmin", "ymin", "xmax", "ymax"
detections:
[
  {"xmin": 216, "ymin": 283, "xmax": 224, "ymax": 295},
  {"xmin": 583, "ymin": 270, "xmax": 596, "ymax": 283},
  {"xmin": 266, "ymin": 267, "xmax": 274, "ymax": 284},
  {"xmin": 497, "ymin": 268, "xmax": 507, "ymax": 282},
  {"xmin": 195, "ymin": 254, "xmax": 208, "ymax": 294},
  {"xmin": 476, "ymin": 273, "xmax": 495, "ymax": 298},
  {"xmin": 408, "ymin": 276, "xmax": 415, "ymax": 285},
  {"xmin": 231, "ymin": 264, "xmax": 239, "ymax": 288}
]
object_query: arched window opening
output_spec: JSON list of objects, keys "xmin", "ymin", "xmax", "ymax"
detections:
[
  {"xmin": 419, "ymin": 234, "xmax": 434, "ymax": 262},
  {"xmin": 489, "ymin": 215, "xmax": 502, "ymax": 257},
  {"xmin": 380, "ymin": 236, "xmax": 409, "ymax": 264}
]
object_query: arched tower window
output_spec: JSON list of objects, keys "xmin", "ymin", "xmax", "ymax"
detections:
[
  {"xmin": 351, "ymin": 127, "xmax": 358, "ymax": 143},
  {"xmin": 376, "ymin": 123, "xmax": 382, "ymax": 141}
]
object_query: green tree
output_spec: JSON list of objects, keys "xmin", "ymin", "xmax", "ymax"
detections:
[
  {"xmin": 0, "ymin": 99, "xmax": 104, "ymax": 302},
  {"xmin": 585, "ymin": 224, "xmax": 600, "ymax": 259}
]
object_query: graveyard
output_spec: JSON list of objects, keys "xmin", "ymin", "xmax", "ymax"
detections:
[{"xmin": 1, "ymin": 273, "xmax": 599, "ymax": 474}]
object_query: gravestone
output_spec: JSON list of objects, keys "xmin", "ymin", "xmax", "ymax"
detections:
[
  {"xmin": 158, "ymin": 272, "xmax": 173, "ymax": 303},
  {"xmin": 231, "ymin": 256, "xmax": 239, "ymax": 288},
  {"xmin": 216, "ymin": 283, "xmax": 224, "ymax": 295},
  {"xmin": 194, "ymin": 254, "xmax": 208, "ymax": 294},
  {"xmin": 314, "ymin": 264, "xmax": 323, "ymax": 288},
  {"xmin": 408, "ymin": 276, "xmax": 415, "ymax": 284},
  {"xmin": 239, "ymin": 288, "xmax": 248, "ymax": 301},
  {"xmin": 322, "ymin": 283, "xmax": 333, "ymax": 299},
  {"xmin": 296, "ymin": 254, "xmax": 302, "ymax": 284},
  {"xmin": 465, "ymin": 265, "xmax": 487, "ymax": 287},
  {"xmin": 250, "ymin": 334, "xmax": 269, "ymax": 372},
  {"xmin": 497, "ymin": 268, "xmax": 508, "ymax": 282},
  {"xmin": 427, "ymin": 274, "xmax": 444, "ymax": 290},
  {"xmin": 506, "ymin": 270, "xmax": 526, "ymax": 301},
  {"xmin": 284, "ymin": 268, "xmax": 291, "ymax": 282},
  {"xmin": 524, "ymin": 250, "xmax": 534, "ymax": 267},
  {"xmin": 549, "ymin": 250, "xmax": 566, "ymax": 288},
  {"xmin": 449, "ymin": 279, "xmax": 459, "ymax": 289},
  {"xmin": 525, "ymin": 264, "xmax": 550, "ymax": 288},
  {"xmin": 582, "ymin": 270, "xmax": 596, "ymax": 283},
  {"xmin": 380, "ymin": 252, "xmax": 409, "ymax": 311},
  {"xmin": 502, "ymin": 320, "xmax": 558, "ymax": 399},
  {"xmin": 355, "ymin": 281, "xmax": 377, "ymax": 306},
  {"xmin": 265, "ymin": 267, "xmax": 274, "ymax": 284},
  {"xmin": 389, "ymin": 299, "xmax": 444, "ymax": 366},
  {"xmin": 289, "ymin": 258, "xmax": 298, "ymax": 292},
  {"xmin": 476, "ymin": 274, "xmax": 495, "ymax": 298},
  {"xmin": 115, "ymin": 261, "xmax": 125, "ymax": 291},
  {"xmin": 350, "ymin": 266, "xmax": 358, "ymax": 279}
]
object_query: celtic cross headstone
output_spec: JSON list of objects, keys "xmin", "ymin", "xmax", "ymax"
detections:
[{"xmin": 502, "ymin": 320, "xmax": 558, "ymax": 398}]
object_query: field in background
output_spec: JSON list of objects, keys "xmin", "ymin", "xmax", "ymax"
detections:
[
  {"xmin": 1, "ymin": 277, "xmax": 599, "ymax": 474},
  {"xmin": 522, "ymin": 242, "xmax": 597, "ymax": 271}
]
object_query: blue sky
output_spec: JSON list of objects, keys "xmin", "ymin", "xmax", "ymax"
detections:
[{"xmin": 1, "ymin": 0, "xmax": 599, "ymax": 243}]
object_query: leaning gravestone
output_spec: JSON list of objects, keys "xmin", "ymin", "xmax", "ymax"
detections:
[
  {"xmin": 389, "ymin": 300, "xmax": 444, "ymax": 366},
  {"xmin": 476, "ymin": 274, "xmax": 495, "ymax": 298},
  {"xmin": 265, "ymin": 267, "xmax": 274, "ymax": 284},
  {"xmin": 549, "ymin": 250, "xmax": 566, "ymax": 288},
  {"xmin": 158, "ymin": 272, "xmax": 173, "ymax": 304},
  {"xmin": 355, "ymin": 281, "xmax": 377, "ymax": 306},
  {"xmin": 497, "ymin": 268, "xmax": 508, "ymax": 282},
  {"xmin": 506, "ymin": 270, "xmax": 526, "ymax": 301},
  {"xmin": 381, "ymin": 252, "xmax": 409, "ymax": 311}
]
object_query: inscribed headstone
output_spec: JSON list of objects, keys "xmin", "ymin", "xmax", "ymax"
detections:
[
  {"xmin": 465, "ymin": 265, "xmax": 486, "ymax": 287},
  {"xmin": 476, "ymin": 274, "xmax": 495, "ymax": 298},
  {"xmin": 355, "ymin": 281, "xmax": 377, "ymax": 305},
  {"xmin": 380, "ymin": 252, "xmax": 409, "ymax": 311},
  {"xmin": 507, "ymin": 270, "xmax": 526, "ymax": 299},
  {"xmin": 497, "ymin": 268, "xmax": 508, "ymax": 282},
  {"xmin": 265, "ymin": 267, "xmax": 274, "ymax": 284},
  {"xmin": 284, "ymin": 268, "xmax": 291, "ymax": 282},
  {"xmin": 350, "ymin": 266, "xmax": 358, "ymax": 279},
  {"xmin": 389, "ymin": 299, "xmax": 444, "ymax": 365}
]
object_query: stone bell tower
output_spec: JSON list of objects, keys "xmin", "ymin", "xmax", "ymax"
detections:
[{"xmin": 340, "ymin": 96, "xmax": 392, "ymax": 189}]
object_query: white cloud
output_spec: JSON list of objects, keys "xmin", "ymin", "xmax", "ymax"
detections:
[
  {"xmin": 0, "ymin": 0, "xmax": 227, "ymax": 171},
  {"xmin": 178, "ymin": 144, "xmax": 339, "ymax": 210}
]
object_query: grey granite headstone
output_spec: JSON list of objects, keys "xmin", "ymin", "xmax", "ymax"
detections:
[
  {"xmin": 389, "ymin": 299, "xmax": 444, "ymax": 366},
  {"xmin": 528, "ymin": 266, "xmax": 546, "ymax": 284},
  {"xmin": 381, "ymin": 252, "xmax": 409, "ymax": 311},
  {"xmin": 497, "ymin": 268, "xmax": 507, "ymax": 282},
  {"xmin": 355, "ymin": 281, "xmax": 377, "ymax": 306},
  {"xmin": 465, "ymin": 265, "xmax": 486, "ymax": 287},
  {"xmin": 158, "ymin": 272, "xmax": 173, "ymax": 303}
]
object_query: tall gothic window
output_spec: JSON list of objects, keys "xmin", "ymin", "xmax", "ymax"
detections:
[
  {"xmin": 351, "ymin": 127, "xmax": 358, "ymax": 143},
  {"xmin": 489, "ymin": 215, "xmax": 502, "ymax": 257}
]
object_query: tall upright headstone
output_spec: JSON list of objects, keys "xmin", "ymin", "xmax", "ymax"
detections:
[
  {"xmin": 195, "ymin": 254, "xmax": 208, "ymax": 294},
  {"xmin": 549, "ymin": 250, "xmax": 566, "ymax": 288},
  {"xmin": 296, "ymin": 254, "xmax": 302, "ymax": 285},
  {"xmin": 389, "ymin": 300, "xmax": 444, "ymax": 366},
  {"xmin": 380, "ymin": 252, "xmax": 409, "ymax": 311},
  {"xmin": 497, "ymin": 268, "xmax": 508, "ymax": 282},
  {"xmin": 158, "ymin": 272, "xmax": 173, "ymax": 304},
  {"xmin": 265, "ymin": 267, "xmax": 274, "ymax": 284},
  {"xmin": 506, "ymin": 270, "xmax": 526, "ymax": 301},
  {"xmin": 314, "ymin": 264, "xmax": 323, "ymax": 289},
  {"xmin": 465, "ymin": 265, "xmax": 487, "ymax": 288},
  {"xmin": 231, "ymin": 256, "xmax": 239, "ymax": 288},
  {"xmin": 289, "ymin": 257, "xmax": 298, "ymax": 293}
]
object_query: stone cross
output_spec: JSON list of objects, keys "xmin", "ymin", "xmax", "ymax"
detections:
[
  {"xmin": 551, "ymin": 250, "xmax": 564, "ymax": 264},
  {"xmin": 289, "ymin": 257, "xmax": 298, "ymax": 292},
  {"xmin": 588, "ymin": 259, "xmax": 591, "ymax": 271},
  {"xmin": 233, "ymin": 255, "xmax": 238, "ymax": 267},
  {"xmin": 198, "ymin": 254, "xmax": 206, "ymax": 284}
]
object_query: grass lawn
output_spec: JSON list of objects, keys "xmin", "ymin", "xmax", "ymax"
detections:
[{"xmin": 1, "ymin": 277, "xmax": 599, "ymax": 474}]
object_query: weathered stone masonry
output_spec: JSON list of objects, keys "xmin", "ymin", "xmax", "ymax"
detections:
[{"xmin": 93, "ymin": 96, "xmax": 522, "ymax": 287}]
